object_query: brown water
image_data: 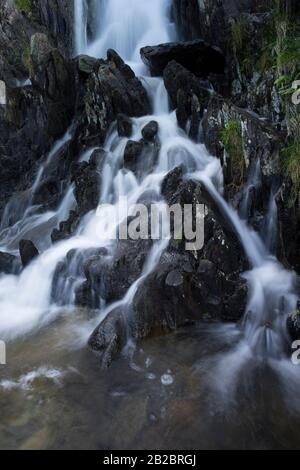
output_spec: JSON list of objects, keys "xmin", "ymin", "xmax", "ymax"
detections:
[{"xmin": 1, "ymin": 310, "xmax": 300, "ymax": 450}]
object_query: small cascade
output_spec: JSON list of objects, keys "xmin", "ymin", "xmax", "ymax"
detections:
[
  {"xmin": 74, "ymin": 0, "xmax": 88, "ymax": 55},
  {"xmin": 263, "ymin": 192, "xmax": 278, "ymax": 254},
  {"xmin": 239, "ymin": 158, "xmax": 261, "ymax": 221},
  {"xmin": 0, "ymin": 127, "xmax": 74, "ymax": 253}
]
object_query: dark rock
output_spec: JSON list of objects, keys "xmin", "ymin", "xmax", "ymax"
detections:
[
  {"xmin": 19, "ymin": 239, "xmax": 39, "ymax": 267},
  {"xmin": 88, "ymin": 308, "xmax": 127, "ymax": 368},
  {"xmin": 161, "ymin": 165, "xmax": 184, "ymax": 203},
  {"xmin": 71, "ymin": 159, "xmax": 100, "ymax": 215},
  {"xmin": 202, "ymin": 228, "xmax": 249, "ymax": 274},
  {"xmin": 141, "ymin": 121, "xmax": 159, "ymax": 142},
  {"xmin": 0, "ymin": 251, "xmax": 18, "ymax": 274},
  {"xmin": 78, "ymin": 49, "xmax": 150, "ymax": 146},
  {"xmin": 123, "ymin": 140, "xmax": 144, "ymax": 172},
  {"xmin": 117, "ymin": 114, "xmax": 132, "ymax": 138},
  {"xmin": 96, "ymin": 239, "xmax": 152, "ymax": 303},
  {"xmin": 287, "ymin": 302, "xmax": 300, "ymax": 341},
  {"xmin": 76, "ymin": 55, "xmax": 101, "ymax": 76},
  {"xmin": 163, "ymin": 61, "xmax": 212, "ymax": 129},
  {"xmin": 51, "ymin": 210, "xmax": 80, "ymax": 243},
  {"xmin": 140, "ymin": 40, "xmax": 226, "ymax": 77}
]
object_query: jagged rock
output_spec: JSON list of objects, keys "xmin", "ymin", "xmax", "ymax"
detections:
[
  {"xmin": 0, "ymin": 251, "xmax": 18, "ymax": 274},
  {"xmin": 76, "ymin": 55, "xmax": 100, "ymax": 76},
  {"xmin": 51, "ymin": 210, "xmax": 80, "ymax": 243},
  {"xmin": 19, "ymin": 239, "xmax": 39, "ymax": 267},
  {"xmin": 88, "ymin": 308, "xmax": 127, "ymax": 368},
  {"xmin": 79, "ymin": 49, "xmax": 150, "ymax": 146},
  {"xmin": 117, "ymin": 114, "xmax": 132, "ymax": 138},
  {"xmin": 140, "ymin": 40, "xmax": 226, "ymax": 77},
  {"xmin": 89, "ymin": 249, "xmax": 248, "ymax": 365},
  {"xmin": 287, "ymin": 302, "xmax": 300, "ymax": 341},
  {"xmin": 163, "ymin": 61, "xmax": 212, "ymax": 129},
  {"xmin": 70, "ymin": 149, "xmax": 105, "ymax": 215},
  {"xmin": 92, "ymin": 239, "xmax": 152, "ymax": 304},
  {"xmin": 161, "ymin": 165, "xmax": 184, "ymax": 203},
  {"xmin": 142, "ymin": 121, "xmax": 159, "ymax": 142}
]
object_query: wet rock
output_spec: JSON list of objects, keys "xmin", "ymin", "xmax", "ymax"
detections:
[
  {"xmin": 140, "ymin": 40, "xmax": 226, "ymax": 77},
  {"xmin": 142, "ymin": 121, "xmax": 159, "ymax": 142},
  {"xmin": 88, "ymin": 308, "xmax": 127, "ymax": 368},
  {"xmin": 287, "ymin": 302, "xmax": 300, "ymax": 341},
  {"xmin": 117, "ymin": 114, "xmax": 132, "ymax": 138},
  {"xmin": 78, "ymin": 49, "xmax": 150, "ymax": 146},
  {"xmin": 76, "ymin": 55, "xmax": 100, "ymax": 76},
  {"xmin": 163, "ymin": 61, "xmax": 212, "ymax": 129},
  {"xmin": 51, "ymin": 210, "xmax": 80, "ymax": 243},
  {"xmin": 123, "ymin": 140, "xmax": 144, "ymax": 172},
  {"xmin": 161, "ymin": 165, "xmax": 184, "ymax": 203},
  {"xmin": 97, "ymin": 239, "xmax": 153, "ymax": 303},
  {"xmin": 89, "ymin": 247, "xmax": 248, "ymax": 366},
  {"xmin": 202, "ymin": 227, "xmax": 249, "ymax": 274},
  {"xmin": 19, "ymin": 239, "xmax": 39, "ymax": 267},
  {"xmin": 71, "ymin": 159, "xmax": 100, "ymax": 215},
  {"xmin": 0, "ymin": 251, "xmax": 18, "ymax": 274}
]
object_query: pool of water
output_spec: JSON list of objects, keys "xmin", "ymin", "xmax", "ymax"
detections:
[{"xmin": 1, "ymin": 310, "xmax": 300, "ymax": 450}]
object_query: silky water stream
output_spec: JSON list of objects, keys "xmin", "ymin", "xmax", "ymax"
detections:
[{"xmin": 0, "ymin": 0, "xmax": 299, "ymax": 450}]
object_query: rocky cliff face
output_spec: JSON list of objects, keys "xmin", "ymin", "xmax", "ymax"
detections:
[{"xmin": 172, "ymin": 0, "xmax": 300, "ymax": 273}]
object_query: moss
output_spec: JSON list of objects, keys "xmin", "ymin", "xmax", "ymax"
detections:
[
  {"xmin": 221, "ymin": 119, "xmax": 245, "ymax": 184},
  {"xmin": 15, "ymin": 0, "xmax": 33, "ymax": 14},
  {"xmin": 282, "ymin": 140, "xmax": 300, "ymax": 204},
  {"xmin": 22, "ymin": 44, "xmax": 33, "ymax": 76},
  {"xmin": 231, "ymin": 18, "xmax": 256, "ymax": 76}
]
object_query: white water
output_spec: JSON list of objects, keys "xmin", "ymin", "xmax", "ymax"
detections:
[
  {"xmin": 74, "ymin": 0, "xmax": 88, "ymax": 55},
  {"xmin": 0, "ymin": 0, "xmax": 297, "ymax": 383},
  {"xmin": 0, "ymin": 127, "xmax": 75, "ymax": 253}
]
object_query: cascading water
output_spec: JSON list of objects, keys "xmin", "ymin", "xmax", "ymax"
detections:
[
  {"xmin": 0, "ymin": 0, "xmax": 298, "ymax": 390},
  {"xmin": 74, "ymin": 0, "xmax": 88, "ymax": 55}
]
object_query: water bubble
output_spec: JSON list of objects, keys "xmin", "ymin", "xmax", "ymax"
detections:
[{"xmin": 161, "ymin": 373, "xmax": 174, "ymax": 386}]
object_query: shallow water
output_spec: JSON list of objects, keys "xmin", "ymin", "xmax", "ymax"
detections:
[{"xmin": 1, "ymin": 314, "xmax": 300, "ymax": 450}]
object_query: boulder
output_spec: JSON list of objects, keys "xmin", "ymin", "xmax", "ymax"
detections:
[
  {"xmin": 78, "ymin": 49, "xmax": 150, "ymax": 146},
  {"xmin": 117, "ymin": 114, "xmax": 132, "ymax": 138},
  {"xmin": 89, "ymin": 250, "xmax": 248, "ymax": 366},
  {"xmin": 88, "ymin": 308, "xmax": 127, "ymax": 368},
  {"xmin": 141, "ymin": 120, "xmax": 159, "ymax": 142},
  {"xmin": 140, "ymin": 40, "xmax": 226, "ymax": 77},
  {"xmin": 69, "ymin": 148, "xmax": 106, "ymax": 216},
  {"xmin": 161, "ymin": 165, "xmax": 184, "ymax": 203},
  {"xmin": 163, "ymin": 61, "xmax": 212, "ymax": 129},
  {"xmin": 19, "ymin": 239, "xmax": 39, "ymax": 267},
  {"xmin": 76, "ymin": 55, "xmax": 101, "ymax": 76},
  {"xmin": 123, "ymin": 140, "xmax": 144, "ymax": 172}
]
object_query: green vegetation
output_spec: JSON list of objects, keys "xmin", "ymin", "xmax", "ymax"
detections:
[
  {"xmin": 230, "ymin": 0, "xmax": 300, "ymax": 198},
  {"xmin": 15, "ymin": 0, "xmax": 33, "ymax": 14},
  {"xmin": 221, "ymin": 119, "xmax": 245, "ymax": 184}
]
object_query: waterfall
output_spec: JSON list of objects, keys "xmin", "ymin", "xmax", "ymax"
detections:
[
  {"xmin": 0, "ymin": 1, "xmax": 297, "ymax": 372},
  {"xmin": 74, "ymin": 0, "xmax": 88, "ymax": 55}
]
